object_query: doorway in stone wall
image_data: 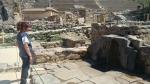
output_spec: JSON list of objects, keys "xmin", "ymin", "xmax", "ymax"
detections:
[{"xmin": 107, "ymin": 39, "xmax": 121, "ymax": 69}]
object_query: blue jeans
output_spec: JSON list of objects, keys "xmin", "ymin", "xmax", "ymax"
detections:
[{"xmin": 20, "ymin": 57, "xmax": 30, "ymax": 84}]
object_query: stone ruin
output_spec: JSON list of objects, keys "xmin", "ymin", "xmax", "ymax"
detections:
[
  {"xmin": 88, "ymin": 23, "xmax": 150, "ymax": 74},
  {"xmin": 30, "ymin": 25, "xmax": 91, "ymax": 64},
  {"xmin": 31, "ymin": 42, "xmax": 87, "ymax": 63}
]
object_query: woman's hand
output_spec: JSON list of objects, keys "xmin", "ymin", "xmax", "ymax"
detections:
[{"xmin": 29, "ymin": 56, "xmax": 33, "ymax": 62}]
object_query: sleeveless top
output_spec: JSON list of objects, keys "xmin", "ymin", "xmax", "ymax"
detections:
[{"xmin": 16, "ymin": 31, "xmax": 32, "ymax": 58}]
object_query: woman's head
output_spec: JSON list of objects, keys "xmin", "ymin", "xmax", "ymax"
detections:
[{"xmin": 17, "ymin": 21, "xmax": 30, "ymax": 32}]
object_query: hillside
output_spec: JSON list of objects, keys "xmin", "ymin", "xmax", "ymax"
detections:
[
  {"xmin": 25, "ymin": 0, "xmax": 100, "ymax": 11},
  {"xmin": 99, "ymin": 0, "xmax": 141, "ymax": 12}
]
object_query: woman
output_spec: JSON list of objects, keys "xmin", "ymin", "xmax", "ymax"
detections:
[{"xmin": 16, "ymin": 21, "xmax": 33, "ymax": 84}]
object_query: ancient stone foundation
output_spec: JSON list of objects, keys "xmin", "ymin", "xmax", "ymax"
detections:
[
  {"xmin": 88, "ymin": 23, "xmax": 150, "ymax": 74},
  {"xmin": 32, "ymin": 42, "xmax": 87, "ymax": 64}
]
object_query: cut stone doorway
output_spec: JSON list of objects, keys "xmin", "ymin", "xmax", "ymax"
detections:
[{"xmin": 96, "ymin": 39, "xmax": 121, "ymax": 71}]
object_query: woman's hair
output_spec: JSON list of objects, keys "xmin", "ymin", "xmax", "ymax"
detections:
[{"xmin": 17, "ymin": 21, "xmax": 30, "ymax": 31}]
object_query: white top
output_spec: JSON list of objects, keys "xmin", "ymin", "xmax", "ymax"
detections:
[{"xmin": 22, "ymin": 36, "xmax": 29, "ymax": 44}]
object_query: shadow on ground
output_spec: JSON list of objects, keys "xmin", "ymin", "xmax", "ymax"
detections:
[
  {"xmin": 82, "ymin": 57, "xmax": 150, "ymax": 82},
  {"xmin": 0, "ymin": 79, "xmax": 20, "ymax": 84}
]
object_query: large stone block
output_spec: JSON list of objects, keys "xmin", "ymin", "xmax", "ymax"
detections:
[
  {"xmin": 145, "ymin": 65, "xmax": 150, "ymax": 74},
  {"xmin": 130, "ymin": 39, "xmax": 143, "ymax": 49},
  {"xmin": 139, "ymin": 46, "xmax": 150, "ymax": 65},
  {"xmin": 139, "ymin": 46, "xmax": 148, "ymax": 61},
  {"xmin": 126, "ymin": 47, "xmax": 138, "ymax": 71}
]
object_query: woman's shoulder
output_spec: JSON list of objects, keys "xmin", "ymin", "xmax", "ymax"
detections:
[{"xmin": 18, "ymin": 32, "xmax": 27, "ymax": 37}]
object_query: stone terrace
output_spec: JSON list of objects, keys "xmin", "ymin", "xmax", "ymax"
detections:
[{"xmin": 30, "ymin": 60, "xmax": 150, "ymax": 84}]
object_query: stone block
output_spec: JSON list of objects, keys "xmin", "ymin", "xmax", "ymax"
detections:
[
  {"xmin": 89, "ymin": 74, "xmax": 120, "ymax": 84},
  {"xmin": 120, "ymin": 50, "xmax": 128, "ymax": 69},
  {"xmin": 131, "ymin": 39, "xmax": 143, "ymax": 49},
  {"xmin": 63, "ymin": 63, "xmax": 80, "ymax": 70},
  {"xmin": 145, "ymin": 65, "xmax": 150, "ymax": 74},
  {"xmin": 66, "ymin": 54, "xmax": 81, "ymax": 60},
  {"xmin": 30, "ymin": 70, "xmax": 47, "ymax": 77},
  {"xmin": 120, "ymin": 75, "xmax": 143, "ymax": 82},
  {"xmin": 6, "ymin": 64, "xmax": 15, "ymax": 71},
  {"xmin": 62, "ymin": 38, "xmax": 85, "ymax": 48},
  {"xmin": 137, "ymin": 81, "xmax": 150, "ymax": 84},
  {"xmin": 76, "ymin": 75, "xmax": 90, "ymax": 81},
  {"xmin": 62, "ymin": 78, "xmax": 81, "ymax": 84},
  {"xmin": 105, "ymin": 71, "xmax": 124, "ymax": 78},
  {"xmin": 115, "ymin": 77, "xmax": 130, "ymax": 84},
  {"xmin": 126, "ymin": 47, "xmax": 138, "ymax": 71},
  {"xmin": 32, "ymin": 64, "xmax": 44, "ymax": 68},
  {"xmin": 139, "ymin": 46, "xmax": 150, "ymax": 61},
  {"xmin": 78, "ymin": 81, "xmax": 94, "ymax": 84},
  {"xmin": 75, "ymin": 61, "xmax": 91, "ymax": 67},
  {"xmin": 44, "ymin": 65, "xmax": 59, "ymax": 70},
  {"xmin": 54, "ymin": 69, "xmax": 85, "ymax": 80},
  {"xmin": 135, "ymin": 60, "xmax": 145, "ymax": 73},
  {"xmin": 36, "ymin": 58, "xmax": 46, "ymax": 63},
  {"xmin": 32, "ymin": 74, "xmax": 60, "ymax": 84},
  {"xmin": 79, "ymin": 66, "xmax": 103, "ymax": 77},
  {"xmin": 47, "ymin": 68, "xmax": 69, "ymax": 75},
  {"xmin": 0, "ymin": 63, "xmax": 7, "ymax": 72}
]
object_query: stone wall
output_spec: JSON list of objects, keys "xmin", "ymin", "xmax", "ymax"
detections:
[
  {"xmin": 62, "ymin": 38, "xmax": 86, "ymax": 48},
  {"xmin": 91, "ymin": 23, "xmax": 150, "ymax": 45},
  {"xmin": 32, "ymin": 42, "xmax": 87, "ymax": 64},
  {"xmin": 88, "ymin": 34, "xmax": 150, "ymax": 74}
]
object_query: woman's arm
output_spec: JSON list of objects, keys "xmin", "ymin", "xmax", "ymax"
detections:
[
  {"xmin": 24, "ymin": 43, "xmax": 32, "ymax": 62},
  {"xmin": 15, "ymin": 41, "xmax": 18, "ymax": 46}
]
